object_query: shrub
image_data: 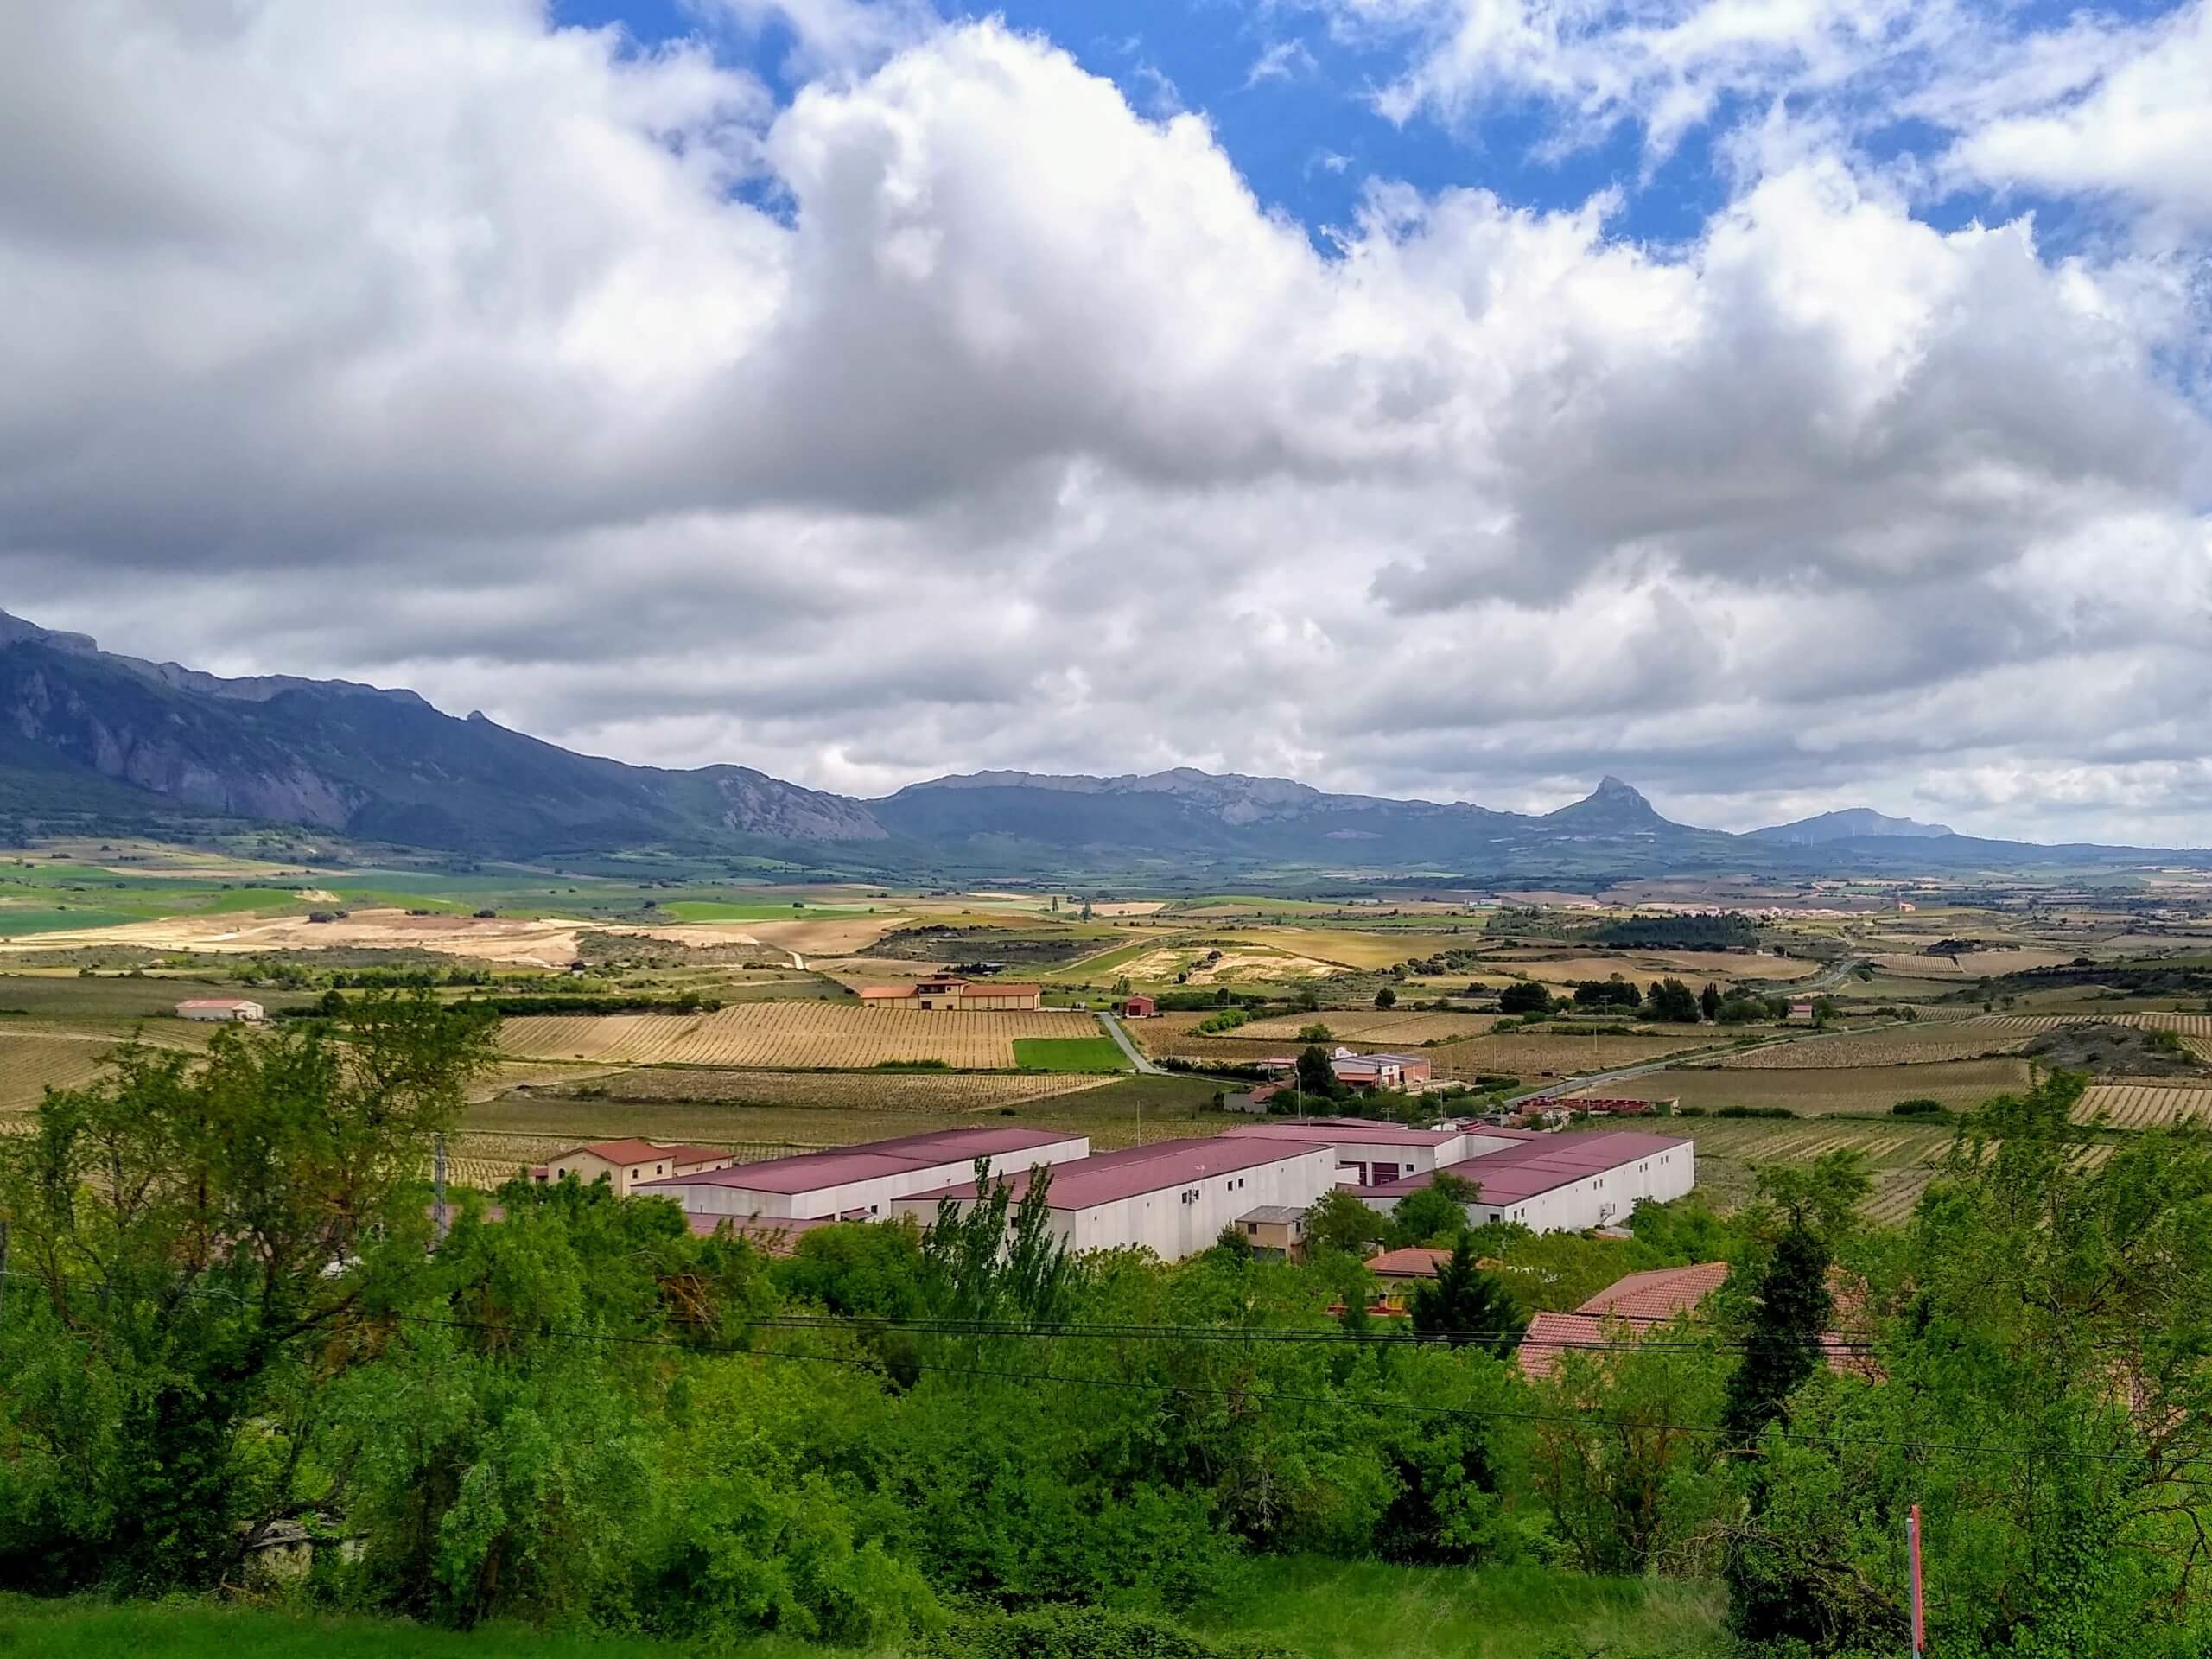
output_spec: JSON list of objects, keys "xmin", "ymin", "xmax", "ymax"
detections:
[{"xmin": 1892, "ymin": 1097, "xmax": 1945, "ymax": 1117}]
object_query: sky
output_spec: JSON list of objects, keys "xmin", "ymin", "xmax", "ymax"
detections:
[{"xmin": 2, "ymin": 1, "xmax": 2209, "ymax": 844}]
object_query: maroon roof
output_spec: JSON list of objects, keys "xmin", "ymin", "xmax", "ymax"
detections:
[
  {"xmin": 636, "ymin": 1127, "xmax": 1083, "ymax": 1197},
  {"xmin": 1223, "ymin": 1119, "xmax": 1463, "ymax": 1147},
  {"xmin": 910, "ymin": 1135, "xmax": 1332, "ymax": 1211},
  {"xmin": 1366, "ymin": 1130, "xmax": 1691, "ymax": 1206}
]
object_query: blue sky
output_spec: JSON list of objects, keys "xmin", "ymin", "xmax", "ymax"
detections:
[
  {"xmin": 6, "ymin": 0, "xmax": 2210, "ymax": 842},
  {"xmin": 552, "ymin": 0, "xmax": 2181, "ymax": 259}
]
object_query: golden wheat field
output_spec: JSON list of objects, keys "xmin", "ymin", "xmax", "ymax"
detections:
[
  {"xmin": 496, "ymin": 1004, "xmax": 1100, "ymax": 1069},
  {"xmin": 1713, "ymin": 1018, "xmax": 2030, "ymax": 1070},
  {"xmin": 2072, "ymin": 1082, "xmax": 2212, "ymax": 1129},
  {"xmin": 1230, "ymin": 1010, "xmax": 1505, "ymax": 1045}
]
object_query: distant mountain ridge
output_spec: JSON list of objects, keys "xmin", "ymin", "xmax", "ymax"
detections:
[
  {"xmin": 1751, "ymin": 807, "xmax": 1955, "ymax": 845},
  {"xmin": 0, "ymin": 609, "xmax": 2196, "ymax": 876}
]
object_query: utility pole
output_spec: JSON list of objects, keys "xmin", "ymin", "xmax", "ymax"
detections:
[
  {"xmin": 1907, "ymin": 1503, "xmax": 1924, "ymax": 1656},
  {"xmin": 432, "ymin": 1135, "xmax": 448, "ymax": 1247}
]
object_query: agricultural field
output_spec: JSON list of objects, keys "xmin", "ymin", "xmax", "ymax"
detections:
[
  {"xmin": 2072, "ymin": 1082, "xmax": 2212, "ymax": 1129},
  {"xmin": 1077, "ymin": 942, "xmax": 1348, "ymax": 985},
  {"xmin": 495, "ymin": 1066, "xmax": 1116, "ymax": 1114},
  {"xmin": 1426, "ymin": 1030, "xmax": 1722, "ymax": 1083},
  {"xmin": 1484, "ymin": 951, "xmax": 1817, "ymax": 986},
  {"xmin": 1008, "ymin": 1035, "xmax": 1131, "ymax": 1071},
  {"xmin": 462, "ymin": 1070, "xmax": 1218, "ymax": 1173},
  {"xmin": 1713, "ymin": 1018, "xmax": 2031, "ymax": 1070},
  {"xmin": 0, "ymin": 971, "xmax": 315, "ymax": 1022},
  {"xmin": 1667, "ymin": 1116, "xmax": 1960, "ymax": 1222},
  {"xmin": 496, "ymin": 1004, "xmax": 1101, "ymax": 1069},
  {"xmin": 1562, "ymin": 1058, "xmax": 2032, "ymax": 1117},
  {"xmin": 0, "ymin": 1029, "xmax": 147, "ymax": 1113},
  {"xmin": 1233, "ymin": 1010, "xmax": 1504, "ymax": 1045},
  {"xmin": 1867, "ymin": 948, "xmax": 2086, "ymax": 979}
]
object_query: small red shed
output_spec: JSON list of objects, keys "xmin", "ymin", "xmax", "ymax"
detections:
[{"xmin": 1121, "ymin": 995, "xmax": 1157, "ymax": 1018}]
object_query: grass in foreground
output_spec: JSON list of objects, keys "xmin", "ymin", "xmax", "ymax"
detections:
[
  {"xmin": 0, "ymin": 1561, "xmax": 1728, "ymax": 1658},
  {"xmin": 1196, "ymin": 1559, "xmax": 1726, "ymax": 1658}
]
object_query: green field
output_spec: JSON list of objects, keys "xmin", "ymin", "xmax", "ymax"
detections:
[
  {"xmin": 658, "ymin": 900, "xmax": 873, "ymax": 922},
  {"xmin": 1012, "ymin": 1034, "xmax": 1133, "ymax": 1071}
]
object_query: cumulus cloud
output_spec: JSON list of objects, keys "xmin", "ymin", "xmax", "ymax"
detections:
[{"xmin": 1, "ymin": 0, "xmax": 2209, "ymax": 844}]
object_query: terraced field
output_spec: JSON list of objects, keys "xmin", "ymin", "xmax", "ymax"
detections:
[
  {"xmin": 2073, "ymin": 1082, "xmax": 2212, "ymax": 1129},
  {"xmin": 1565, "ymin": 1058, "xmax": 2031, "ymax": 1116},
  {"xmin": 1673, "ymin": 1117, "xmax": 1958, "ymax": 1222},
  {"xmin": 1713, "ymin": 1018, "xmax": 2028, "ymax": 1070},
  {"xmin": 1976, "ymin": 1012, "xmax": 2212, "ymax": 1037},
  {"xmin": 496, "ymin": 1005, "xmax": 1100, "ymax": 1069},
  {"xmin": 1233, "ymin": 1010, "xmax": 1503, "ymax": 1045}
]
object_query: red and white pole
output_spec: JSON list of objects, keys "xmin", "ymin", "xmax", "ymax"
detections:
[{"xmin": 1907, "ymin": 1503, "xmax": 1924, "ymax": 1655}]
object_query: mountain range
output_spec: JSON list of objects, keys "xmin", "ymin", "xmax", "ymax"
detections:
[{"xmin": 0, "ymin": 610, "xmax": 2194, "ymax": 880}]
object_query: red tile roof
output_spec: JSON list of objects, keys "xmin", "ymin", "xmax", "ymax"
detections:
[
  {"xmin": 1364, "ymin": 1246, "xmax": 1454, "ymax": 1279},
  {"xmin": 1574, "ymin": 1261, "xmax": 1729, "ymax": 1322},
  {"xmin": 911, "ymin": 1135, "xmax": 1332, "ymax": 1211},
  {"xmin": 638, "ymin": 1127, "xmax": 1084, "ymax": 1196},
  {"xmin": 1517, "ymin": 1311, "xmax": 1607, "ymax": 1379}
]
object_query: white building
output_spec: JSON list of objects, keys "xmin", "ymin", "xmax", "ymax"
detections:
[
  {"xmin": 637, "ymin": 1126, "xmax": 1090, "ymax": 1222},
  {"xmin": 532, "ymin": 1140, "xmax": 738, "ymax": 1198},
  {"xmin": 175, "ymin": 997, "xmax": 264, "ymax": 1022},
  {"xmin": 892, "ymin": 1136, "xmax": 1342, "ymax": 1262},
  {"xmin": 1219, "ymin": 1118, "xmax": 1478, "ymax": 1186},
  {"xmin": 1361, "ymin": 1129, "xmax": 1695, "ymax": 1234}
]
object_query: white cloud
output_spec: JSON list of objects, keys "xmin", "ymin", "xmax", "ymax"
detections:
[
  {"xmin": 1937, "ymin": 1, "xmax": 2212, "ymax": 236},
  {"xmin": 1, "ymin": 3, "xmax": 2209, "ymax": 844}
]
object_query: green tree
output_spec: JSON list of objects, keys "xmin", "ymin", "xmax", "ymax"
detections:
[
  {"xmin": 1498, "ymin": 982, "xmax": 1553, "ymax": 1015},
  {"xmin": 1409, "ymin": 1236, "xmax": 1526, "ymax": 1357},
  {"xmin": 1390, "ymin": 1171, "xmax": 1481, "ymax": 1248},
  {"xmin": 1306, "ymin": 1188, "xmax": 1388, "ymax": 1258},
  {"xmin": 1374, "ymin": 985, "xmax": 1397, "ymax": 1010},
  {"xmin": 1295, "ymin": 1043, "xmax": 1338, "ymax": 1099},
  {"xmin": 0, "ymin": 992, "xmax": 495, "ymax": 1592},
  {"xmin": 921, "ymin": 1158, "xmax": 1076, "ymax": 1325},
  {"xmin": 1700, "ymin": 981, "xmax": 1722, "ymax": 1022},
  {"xmin": 1645, "ymin": 977, "xmax": 1701, "ymax": 1022}
]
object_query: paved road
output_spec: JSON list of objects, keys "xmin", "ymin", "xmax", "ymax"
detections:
[{"xmin": 1096, "ymin": 1009, "xmax": 1161, "ymax": 1075}]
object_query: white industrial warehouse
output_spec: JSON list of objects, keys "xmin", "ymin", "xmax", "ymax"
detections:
[
  {"xmin": 1361, "ymin": 1128, "xmax": 1695, "ymax": 1234},
  {"xmin": 588, "ymin": 1117, "xmax": 1695, "ymax": 1262},
  {"xmin": 637, "ymin": 1126, "xmax": 1090, "ymax": 1220},
  {"xmin": 890, "ymin": 1135, "xmax": 1343, "ymax": 1259}
]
